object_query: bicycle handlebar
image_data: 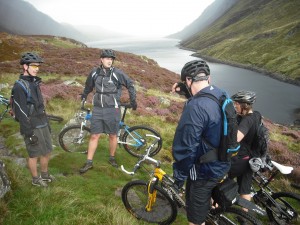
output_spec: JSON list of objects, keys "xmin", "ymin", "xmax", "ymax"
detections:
[
  {"xmin": 0, "ymin": 95, "xmax": 10, "ymax": 106},
  {"xmin": 121, "ymin": 136, "xmax": 161, "ymax": 175}
]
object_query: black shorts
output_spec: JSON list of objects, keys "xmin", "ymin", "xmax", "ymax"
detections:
[
  {"xmin": 229, "ymin": 156, "xmax": 253, "ymax": 194},
  {"xmin": 90, "ymin": 107, "xmax": 121, "ymax": 134},
  {"xmin": 24, "ymin": 126, "xmax": 53, "ymax": 158},
  {"xmin": 186, "ymin": 178, "xmax": 219, "ymax": 224}
]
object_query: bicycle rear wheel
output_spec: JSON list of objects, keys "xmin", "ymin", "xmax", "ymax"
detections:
[
  {"xmin": 208, "ymin": 206, "xmax": 263, "ymax": 225},
  {"xmin": 58, "ymin": 125, "xmax": 91, "ymax": 153},
  {"xmin": 121, "ymin": 180, "xmax": 177, "ymax": 224},
  {"xmin": 47, "ymin": 114, "xmax": 64, "ymax": 122},
  {"xmin": 266, "ymin": 191, "xmax": 300, "ymax": 225},
  {"xmin": 122, "ymin": 125, "xmax": 162, "ymax": 157}
]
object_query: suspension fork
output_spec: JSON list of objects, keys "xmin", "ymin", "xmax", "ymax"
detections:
[{"xmin": 145, "ymin": 177, "xmax": 159, "ymax": 212}]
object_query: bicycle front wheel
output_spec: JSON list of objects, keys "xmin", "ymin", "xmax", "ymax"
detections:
[
  {"xmin": 208, "ymin": 206, "xmax": 263, "ymax": 225},
  {"xmin": 266, "ymin": 191, "xmax": 300, "ymax": 225},
  {"xmin": 58, "ymin": 125, "xmax": 91, "ymax": 153},
  {"xmin": 121, "ymin": 180, "xmax": 177, "ymax": 225},
  {"xmin": 122, "ymin": 125, "xmax": 162, "ymax": 157}
]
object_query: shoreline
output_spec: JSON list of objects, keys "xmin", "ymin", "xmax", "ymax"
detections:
[{"xmin": 178, "ymin": 46, "xmax": 300, "ymax": 87}]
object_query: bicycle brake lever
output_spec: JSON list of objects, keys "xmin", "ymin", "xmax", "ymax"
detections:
[{"xmin": 121, "ymin": 165, "xmax": 135, "ymax": 175}]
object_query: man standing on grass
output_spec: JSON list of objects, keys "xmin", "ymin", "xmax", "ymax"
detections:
[{"xmin": 11, "ymin": 52, "xmax": 54, "ymax": 187}]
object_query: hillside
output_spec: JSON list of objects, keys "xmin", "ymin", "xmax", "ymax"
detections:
[
  {"xmin": 180, "ymin": 0, "xmax": 300, "ymax": 85},
  {"xmin": 0, "ymin": 32, "xmax": 299, "ymax": 224}
]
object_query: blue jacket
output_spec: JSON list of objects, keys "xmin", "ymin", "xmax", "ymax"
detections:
[{"xmin": 172, "ymin": 85, "xmax": 230, "ymax": 182}]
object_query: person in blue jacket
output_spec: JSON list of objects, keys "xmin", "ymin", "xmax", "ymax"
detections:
[{"xmin": 172, "ymin": 60, "xmax": 231, "ymax": 225}]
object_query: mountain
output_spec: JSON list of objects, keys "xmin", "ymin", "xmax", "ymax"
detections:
[
  {"xmin": 169, "ymin": 0, "xmax": 238, "ymax": 41},
  {"xmin": 178, "ymin": 0, "xmax": 300, "ymax": 84},
  {"xmin": 0, "ymin": 0, "xmax": 122, "ymax": 42}
]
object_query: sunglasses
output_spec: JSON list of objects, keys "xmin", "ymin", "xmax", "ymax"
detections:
[{"xmin": 29, "ymin": 64, "xmax": 40, "ymax": 69}]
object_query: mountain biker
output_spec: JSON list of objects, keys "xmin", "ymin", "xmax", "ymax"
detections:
[
  {"xmin": 79, "ymin": 49, "xmax": 137, "ymax": 173},
  {"xmin": 11, "ymin": 52, "xmax": 54, "ymax": 187},
  {"xmin": 172, "ymin": 60, "xmax": 231, "ymax": 225},
  {"xmin": 228, "ymin": 90, "xmax": 261, "ymax": 210}
]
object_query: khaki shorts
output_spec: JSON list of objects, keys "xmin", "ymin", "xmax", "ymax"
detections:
[{"xmin": 24, "ymin": 126, "xmax": 53, "ymax": 158}]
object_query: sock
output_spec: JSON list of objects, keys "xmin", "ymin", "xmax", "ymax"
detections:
[
  {"xmin": 109, "ymin": 156, "xmax": 115, "ymax": 160},
  {"xmin": 32, "ymin": 176, "xmax": 39, "ymax": 182},
  {"xmin": 87, "ymin": 159, "xmax": 93, "ymax": 164}
]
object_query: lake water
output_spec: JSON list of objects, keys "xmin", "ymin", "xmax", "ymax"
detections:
[{"xmin": 87, "ymin": 37, "xmax": 300, "ymax": 125}]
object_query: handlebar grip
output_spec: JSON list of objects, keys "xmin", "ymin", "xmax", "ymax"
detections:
[{"xmin": 121, "ymin": 165, "xmax": 135, "ymax": 175}]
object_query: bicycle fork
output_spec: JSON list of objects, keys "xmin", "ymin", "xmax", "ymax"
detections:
[{"xmin": 145, "ymin": 177, "xmax": 159, "ymax": 212}]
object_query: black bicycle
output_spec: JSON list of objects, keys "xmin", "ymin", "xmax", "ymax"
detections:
[
  {"xmin": 0, "ymin": 94, "xmax": 64, "ymax": 123},
  {"xmin": 58, "ymin": 102, "xmax": 162, "ymax": 157},
  {"xmin": 251, "ymin": 160, "xmax": 300, "ymax": 225},
  {"xmin": 121, "ymin": 138, "xmax": 264, "ymax": 225}
]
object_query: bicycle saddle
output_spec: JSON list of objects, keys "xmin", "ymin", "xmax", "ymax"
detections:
[{"xmin": 271, "ymin": 160, "xmax": 293, "ymax": 174}]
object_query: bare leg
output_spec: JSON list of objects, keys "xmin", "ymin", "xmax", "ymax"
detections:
[
  {"xmin": 109, "ymin": 134, "xmax": 117, "ymax": 157},
  {"xmin": 27, "ymin": 157, "xmax": 38, "ymax": 177},
  {"xmin": 40, "ymin": 153, "xmax": 51, "ymax": 173},
  {"xmin": 87, "ymin": 133, "xmax": 101, "ymax": 160}
]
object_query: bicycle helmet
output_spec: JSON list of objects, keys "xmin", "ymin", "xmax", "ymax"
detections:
[
  {"xmin": 20, "ymin": 52, "xmax": 44, "ymax": 65},
  {"xmin": 249, "ymin": 157, "xmax": 263, "ymax": 172},
  {"xmin": 231, "ymin": 90, "xmax": 256, "ymax": 105},
  {"xmin": 100, "ymin": 49, "xmax": 116, "ymax": 59},
  {"xmin": 181, "ymin": 60, "xmax": 210, "ymax": 81}
]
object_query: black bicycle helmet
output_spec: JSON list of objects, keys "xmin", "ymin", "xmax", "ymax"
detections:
[
  {"xmin": 231, "ymin": 90, "xmax": 256, "ymax": 105},
  {"xmin": 181, "ymin": 60, "xmax": 210, "ymax": 81},
  {"xmin": 100, "ymin": 49, "xmax": 116, "ymax": 59},
  {"xmin": 20, "ymin": 52, "xmax": 44, "ymax": 65}
]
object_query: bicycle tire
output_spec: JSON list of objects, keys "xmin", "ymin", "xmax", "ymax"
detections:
[
  {"xmin": 122, "ymin": 125, "xmax": 162, "ymax": 157},
  {"xmin": 209, "ymin": 206, "xmax": 263, "ymax": 225},
  {"xmin": 47, "ymin": 114, "xmax": 64, "ymax": 122},
  {"xmin": 121, "ymin": 180, "xmax": 177, "ymax": 225},
  {"xmin": 0, "ymin": 161, "xmax": 11, "ymax": 198},
  {"xmin": 266, "ymin": 191, "xmax": 300, "ymax": 225},
  {"xmin": 58, "ymin": 124, "xmax": 91, "ymax": 153}
]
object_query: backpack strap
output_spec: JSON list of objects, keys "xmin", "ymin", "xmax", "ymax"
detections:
[
  {"xmin": 193, "ymin": 92, "xmax": 222, "ymax": 163},
  {"xmin": 15, "ymin": 79, "xmax": 34, "ymax": 116}
]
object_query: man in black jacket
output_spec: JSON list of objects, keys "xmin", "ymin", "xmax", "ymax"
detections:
[
  {"xmin": 79, "ymin": 49, "xmax": 137, "ymax": 173},
  {"xmin": 12, "ymin": 52, "xmax": 54, "ymax": 187}
]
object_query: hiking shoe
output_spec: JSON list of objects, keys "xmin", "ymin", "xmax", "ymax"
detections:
[
  {"xmin": 41, "ymin": 174, "xmax": 55, "ymax": 183},
  {"xmin": 32, "ymin": 177, "xmax": 48, "ymax": 187},
  {"xmin": 108, "ymin": 158, "xmax": 118, "ymax": 168},
  {"xmin": 79, "ymin": 162, "xmax": 93, "ymax": 173}
]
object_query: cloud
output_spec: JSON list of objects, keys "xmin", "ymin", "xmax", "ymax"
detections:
[{"xmin": 23, "ymin": 0, "xmax": 214, "ymax": 37}]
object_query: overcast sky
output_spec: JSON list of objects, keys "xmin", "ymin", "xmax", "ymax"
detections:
[{"xmin": 23, "ymin": 0, "xmax": 214, "ymax": 37}]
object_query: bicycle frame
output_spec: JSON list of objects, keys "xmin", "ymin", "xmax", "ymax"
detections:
[
  {"xmin": 251, "ymin": 160, "xmax": 296, "ymax": 221},
  {"xmin": 0, "ymin": 95, "xmax": 10, "ymax": 122}
]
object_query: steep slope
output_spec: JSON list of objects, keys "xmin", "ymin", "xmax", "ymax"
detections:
[
  {"xmin": 169, "ymin": 0, "xmax": 238, "ymax": 40},
  {"xmin": 180, "ymin": 0, "xmax": 300, "ymax": 84}
]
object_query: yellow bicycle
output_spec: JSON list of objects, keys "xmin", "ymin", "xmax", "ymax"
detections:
[{"xmin": 121, "ymin": 136, "xmax": 263, "ymax": 224}]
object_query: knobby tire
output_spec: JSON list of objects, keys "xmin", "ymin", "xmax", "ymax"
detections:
[
  {"xmin": 121, "ymin": 180, "xmax": 177, "ymax": 225},
  {"xmin": 122, "ymin": 125, "xmax": 162, "ymax": 158},
  {"xmin": 58, "ymin": 124, "xmax": 91, "ymax": 153},
  {"xmin": 266, "ymin": 191, "xmax": 300, "ymax": 225}
]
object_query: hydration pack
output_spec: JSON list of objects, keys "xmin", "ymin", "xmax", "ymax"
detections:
[
  {"xmin": 197, "ymin": 92, "xmax": 240, "ymax": 163},
  {"xmin": 10, "ymin": 79, "xmax": 33, "ymax": 121},
  {"xmin": 251, "ymin": 112, "xmax": 269, "ymax": 158}
]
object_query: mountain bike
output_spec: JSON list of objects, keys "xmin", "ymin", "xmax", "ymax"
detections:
[
  {"xmin": 0, "ymin": 160, "xmax": 10, "ymax": 199},
  {"xmin": 120, "ymin": 137, "xmax": 263, "ymax": 225},
  {"xmin": 251, "ymin": 160, "xmax": 300, "ymax": 225},
  {"xmin": 58, "ymin": 102, "xmax": 162, "ymax": 157},
  {"xmin": 0, "ymin": 94, "xmax": 64, "ymax": 123}
]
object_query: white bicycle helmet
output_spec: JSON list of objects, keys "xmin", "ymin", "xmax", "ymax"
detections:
[{"xmin": 249, "ymin": 157, "xmax": 263, "ymax": 172}]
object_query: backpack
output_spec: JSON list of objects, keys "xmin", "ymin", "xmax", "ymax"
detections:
[
  {"xmin": 196, "ymin": 92, "xmax": 240, "ymax": 163},
  {"xmin": 251, "ymin": 112, "xmax": 269, "ymax": 158},
  {"xmin": 10, "ymin": 79, "xmax": 33, "ymax": 121},
  {"xmin": 93, "ymin": 67, "xmax": 119, "ymax": 87}
]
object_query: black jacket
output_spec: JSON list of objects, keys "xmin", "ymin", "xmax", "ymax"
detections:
[{"xmin": 12, "ymin": 75, "xmax": 48, "ymax": 136}]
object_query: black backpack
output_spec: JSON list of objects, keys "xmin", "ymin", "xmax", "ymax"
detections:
[
  {"xmin": 10, "ymin": 79, "xmax": 33, "ymax": 121},
  {"xmin": 251, "ymin": 112, "xmax": 270, "ymax": 158},
  {"xmin": 196, "ymin": 92, "xmax": 240, "ymax": 163}
]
